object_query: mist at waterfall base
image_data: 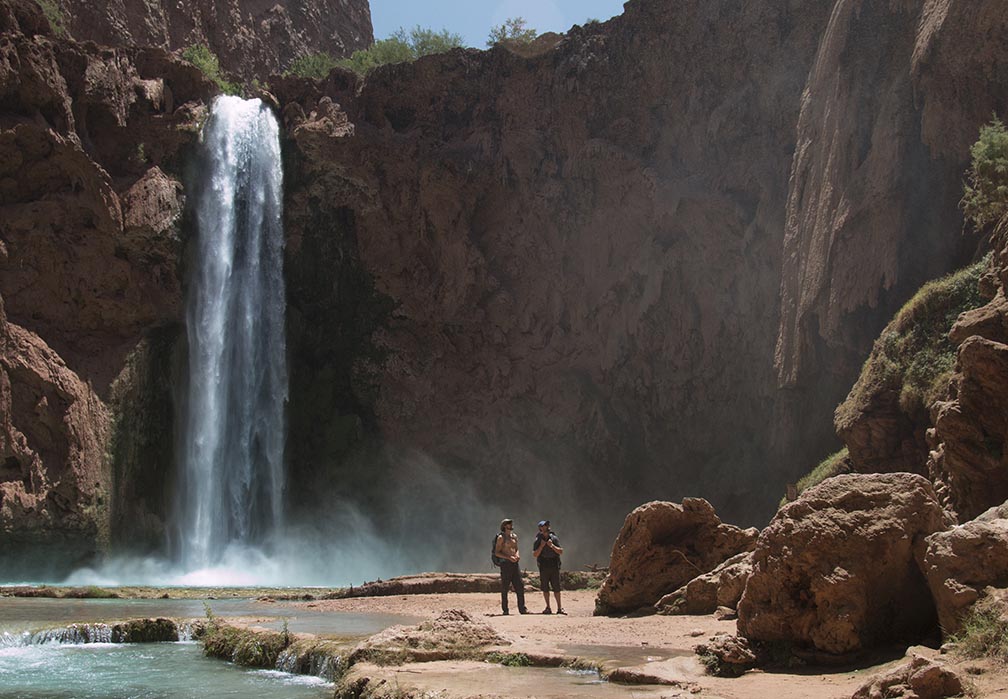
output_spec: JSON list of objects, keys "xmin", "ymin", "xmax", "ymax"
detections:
[{"xmin": 62, "ymin": 451, "xmax": 582, "ymax": 587}]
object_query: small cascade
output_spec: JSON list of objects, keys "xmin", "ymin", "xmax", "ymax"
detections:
[
  {"xmin": 1, "ymin": 619, "xmax": 181, "ymax": 646},
  {"xmin": 275, "ymin": 645, "xmax": 346, "ymax": 682},
  {"xmin": 175, "ymin": 94, "xmax": 288, "ymax": 571}
]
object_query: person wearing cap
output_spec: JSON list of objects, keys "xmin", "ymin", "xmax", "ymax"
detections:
[
  {"xmin": 495, "ymin": 518, "xmax": 528, "ymax": 615},
  {"xmin": 533, "ymin": 519, "xmax": 565, "ymax": 614}
]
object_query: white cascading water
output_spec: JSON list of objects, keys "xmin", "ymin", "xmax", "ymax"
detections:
[{"xmin": 175, "ymin": 95, "xmax": 288, "ymax": 572}]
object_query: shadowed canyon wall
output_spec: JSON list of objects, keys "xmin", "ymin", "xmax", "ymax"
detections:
[{"xmin": 1, "ymin": 0, "xmax": 1007, "ymax": 573}]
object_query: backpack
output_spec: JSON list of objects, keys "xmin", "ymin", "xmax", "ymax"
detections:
[{"xmin": 491, "ymin": 533, "xmax": 504, "ymax": 567}]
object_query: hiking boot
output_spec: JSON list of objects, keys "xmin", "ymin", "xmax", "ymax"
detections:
[
  {"xmin": 502, "ymin": 610, "xmax": 509, "ymax": 615},
  {"xmin": 557, "ymin": 608, "xmax": 567, "ymax": 615},
  {"xmin": 519, "ymin": 608, "xmax": 529, "ymax": 614},
  {"xmin": 541, "ymin": 607, "xmax": 552, "ymax": 614}
]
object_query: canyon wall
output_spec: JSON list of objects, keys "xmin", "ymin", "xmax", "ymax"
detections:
[
  {"xmin": 54, "ymin": 0, "xmax": 373, "ymax": 79},
  {"xmin": 0, "ymin": 0, "xmax": 212, "ymax": 573},
  {"xmin": 1, "ymin": 0, "xmax": 1007, "ymax": 573}
]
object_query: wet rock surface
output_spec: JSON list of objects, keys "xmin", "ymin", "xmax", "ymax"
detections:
[{"xmin": 349, "ymin": 609, "xmax": 507, "ymax": 664}]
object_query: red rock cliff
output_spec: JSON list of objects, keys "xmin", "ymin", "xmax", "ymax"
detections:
[{"xmin": 54, "ymin": 0, "xmax": 373, "ymax": 79}]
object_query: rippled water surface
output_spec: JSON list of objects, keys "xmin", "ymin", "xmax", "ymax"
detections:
[
  {"xmin": 0, "ymin": 596, "xmax": 411, "ymax": 636},
  {"xmin": 0, "ymin": 596, "xmax": 414, "ymax": 699},
  {"xmin": 0, "ymin": 642, "xmax": 332, "ymax": 699}
]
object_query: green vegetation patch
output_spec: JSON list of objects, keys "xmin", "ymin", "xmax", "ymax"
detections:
[
  {"xmin": 34, "ymin": 0, "xmax": 67, "ymax": 36},
  {"xmin": 836, "ymin": 256, "xmax": 989, "ymax": 428},
  {"xmin": 780, "ymin": 448, "xmax": 850, "ymax": 507},
  {"xmin": 329, "ymin": 26, "xmax": 464, "ymax": 76},
  {"xmin": 486, "ymin": 651, "xmax": 531, "ymax": 667},
  {"xmin": 951, "ymin": 599, "xmax": 1008, "ymax": 662},
  {"xmin": 963, "ymin": 117, "xmax": 1008, "ymax": 230},
  {"xmin": 202, "ymin": 622, "xmax": 290, "ymax": 668},
  {"xmin": 181, "ymin": 44, "xmax": 241, "ymax": 95},
  {"xmin": 487, "ymin": 17, "xmax": 538, "ymax": 47}
]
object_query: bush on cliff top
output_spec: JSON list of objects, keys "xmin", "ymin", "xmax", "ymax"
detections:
[
  {"xmin": 487, "ymin": 17, "xmax": 538, "ymax": 47},
  {"xmin": 836, "ymin": 256, "xmax": 988, "ymax": 428},
  {"xmin": 332, "ymin": 26, "xmax": 464, "ymax": 76},
  {"xmin": 963, "ymin": 117, "xmax": 1008, "ymax": 230}
]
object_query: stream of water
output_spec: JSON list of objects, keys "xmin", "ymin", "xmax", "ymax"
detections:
[
  {"xmin": 175, "ymin": 94, "xmax": 288, "ymax": 573},
  {"xmin": 0, "ymin": 596, "xmax": 412, "ymax": 698}
]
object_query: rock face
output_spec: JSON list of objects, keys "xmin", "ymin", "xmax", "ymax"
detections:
[
  {"xmin": 775, "ymin": 0, "xmax": 1008, "ymax": 397},
  {"xmin": 921, "ymin": 502, "xmax": 1008, "ymax": 635},
  {"xmin": 0, "ymin": 0, "xmax": 206, "ymax": 568},
  {"xmin": 655, "ymin": 552, "xmax": 752, "ymax": 616},
  {"xmin": 277, "ymin": 0, "xmax": 840, "ymax": 542},
  {"xmin": 2, "ymin": 0, "xmax": 1008, "ymax": 575},
  {"xmin": 0, "ymin": 300, "xmax": 111, "ymax": 574},
  {"xmin": 929, "ymin": 219, "xmax": 1008, "ymax": 520},
  {"xmin": 57, "ymin": 0, "xmax": 373, "ymax": 80},
  {"xmin": 594, "ymin": 499, "xmax": 757, "ymax": 615},
  {"xmin": 737, "ymin": 474, "xmax": 948, "ymax": 656}
]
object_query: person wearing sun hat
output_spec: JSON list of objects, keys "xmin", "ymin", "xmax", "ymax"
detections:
[
  {"xmin": 495, "ymin": 518, "xmax": 528, "ymax": 615},
  {"xmin": 533, "ymin": 519, "xmax": 565, "ymax": 614}
]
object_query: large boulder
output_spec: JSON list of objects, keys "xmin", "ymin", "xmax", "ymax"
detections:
[
  {"xmin": 851, "ymin": 652, "xmax": 964, "ymax": 699},
  {"xmin": 737, "ymin": 473, "xmax": 948, "ymax": 655},
  {"xmin": 595, "ymin": 499, "xmax": 758, "ymax": 615},
  {"xmin": 655, "ymin": 551, "xmax": 753, "ymax": 616},
  {"xmin": 921, "ymin": 501, "xmax": 1008, "ymax": 635}
]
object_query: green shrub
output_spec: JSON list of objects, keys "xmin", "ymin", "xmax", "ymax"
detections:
[
  {"xmin": 337, "ymin": 26, "xmax": 464, "ymax": 75},
  {"xmin": 202, "ymin": 623, "xmax": 290, "ymax": 668},
  {"xmin": 35, "ymin": 0, "xmax": 67, "ymax": 36},
  {"xmin": 286, "ymin": 52, "xmax": 340, "ymax": 79},
  {"xmin": 486, "ymin": 651, "xmax": 531, "ymax": 667},
  {"xmin": 837, "ymin": 257, "xmax": 988, "ymax": 427},
  {"xmin": 487, "ymin": 17, "xmax": 537, "ymax": 47},
  {"xmin": 780, "ymin": 448, "xmax": 850, "ymax": 507},
  {"xmin": 950, "ymin": 599, "xmax": 1008, "ymax": 661},
  {"xmin": 181, "ymin": 44, "xmax": 240, "ymax": 95},
  {"xmin": 962, "ymin": 117, "xmax": 1008, "ymax": 229}
]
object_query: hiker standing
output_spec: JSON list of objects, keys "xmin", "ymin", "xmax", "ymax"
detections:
[
  {"xmin": 533, "ymin": 519, "xmax": 565, "ymax": 614},
  {"xmin": 495, "ymin": 518, "xmax": 528, "ymax": 615}
]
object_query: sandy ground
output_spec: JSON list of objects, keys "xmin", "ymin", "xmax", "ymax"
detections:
[{"xmin": 288, "ymin": 590, "xmax": 1008, "ymax": 698}]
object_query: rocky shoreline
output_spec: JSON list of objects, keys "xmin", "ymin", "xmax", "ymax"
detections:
[{"xmin": 4, "ymin": 581, "xmax": 1004, "ymax": 698}]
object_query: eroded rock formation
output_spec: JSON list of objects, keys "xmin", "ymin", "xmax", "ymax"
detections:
[
  {"xmin": 56, "ymin": 0, "xmax": 373, "ymax": 80},
  {"xmin": 594, "ymin": 499, "xmax": 757, "ymax": 616},
  {"xmin": 0, "ymin": 0, "xmax": 208, "ymax": 567},
  {"xmin": 922, "ymin": 501, "xmax": 1008, "ymax": 635},
  {"xmin": 655, "ymin": 551, "xmax": 752, "ymax": 616},
  {"xmin": 737, "ymin": 473, "xmax": 948, "ymax": 656}
]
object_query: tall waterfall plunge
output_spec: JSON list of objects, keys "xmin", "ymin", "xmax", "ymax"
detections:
[{"xmin": 175, "ymin": 95, "xmax": 288, "ymax": 571}]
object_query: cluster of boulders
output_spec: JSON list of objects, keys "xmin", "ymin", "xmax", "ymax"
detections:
[{"xmin": 595, "ymin": 476, "xmax": 1008, "ymax": 694}]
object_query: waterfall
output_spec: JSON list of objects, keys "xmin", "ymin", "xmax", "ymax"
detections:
[{"xmin": 175, "ymin": 95, "xmax": 288, "ymax": 570}]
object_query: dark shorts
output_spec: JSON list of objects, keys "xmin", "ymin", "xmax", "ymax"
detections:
[{"xmin": 538, "ymin": 558, "xmax": 560, "ymax": 593}]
